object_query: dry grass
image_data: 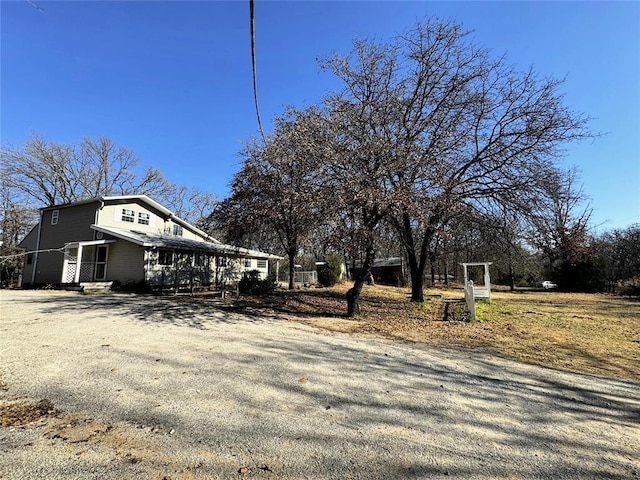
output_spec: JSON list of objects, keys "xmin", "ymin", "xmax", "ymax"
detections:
[{"xmin": 228, "ymin": 283, "xmax": 640, "ymax": 382}]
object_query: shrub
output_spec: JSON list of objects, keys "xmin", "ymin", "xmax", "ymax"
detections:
[
  {"xmin": 239, "ymin": 270, "xmax": 277, "ymax": 295},
  {"xmin": 111, "ymin": 280, "xmax": 152, "ymax": 294},
  {"xmin": 618, "ymin": 275, "xmax": 640, "ymax": 297},
  {"xmin": 317, "ymin": 255, "xmax": 342, "ymax": 287}
]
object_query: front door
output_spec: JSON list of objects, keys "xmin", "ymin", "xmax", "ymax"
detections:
[{"xmin": 94, "ymin": 245, "xmax": 108, "ymax": 280}]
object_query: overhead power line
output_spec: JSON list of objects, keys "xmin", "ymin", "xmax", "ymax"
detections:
[
  {"xmin": 0, "ymin": 247, "xmax": 66, "ymax": 263},
  {"xmin": 24, "ymin": 0, "xmax": 45, "ymax": 14},
  {"xmin": 249, "ymin": 0, "xmax": 266, "ymax": 143}
]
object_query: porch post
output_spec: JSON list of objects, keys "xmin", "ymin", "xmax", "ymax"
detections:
[
  {"xmin": 74, "ymin": 244, "xmax": 84, "ymax": 283},
  {"xmin": 484, "ymin": 263, "xmax": 491, "ymax": 301}
]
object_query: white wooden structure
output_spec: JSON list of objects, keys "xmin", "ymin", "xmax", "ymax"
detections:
[
  {"xmin": 461, "ymin": 262, "xmax": 492, "ymax": 301},
  {"xmin": 461, "ymin": 262, "xmax": 492, "ymax": 321},
  {"xmin": 464, "ymin": 281, "xmax": 476, "ymax": 320}
]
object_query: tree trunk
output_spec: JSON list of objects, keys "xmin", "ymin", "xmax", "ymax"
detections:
[
  {"xmin": 287, "ymin": 248, "xmax": 296, "ymax": 290},
  {"xmin": 508, "ymin": 258, "xmax": 515, "ymax": 292},
  {"xmin": 346, "ymin": 281, "xmax": 364, "ymax": 317},
  {"xmin": 396, "ymin": 211, "xmax": 440, "ymax": 303},
  {"xmin": 409, "ymin": 264, "xmax": 426, "ymax": 302},
  {"xmin": 444, "ymin": 261, "xmax": 449, "ymax": 286},
  {"xmin": 430, "ymin": 251, "xmax": 436, "ymax": 285},
  {"xmin": 453, "ymin": 250, "xmax": 458, "ymax": 282},
  {"xmin": 346, "ymin": 246, "xmax": 374, "ymax": 317}
]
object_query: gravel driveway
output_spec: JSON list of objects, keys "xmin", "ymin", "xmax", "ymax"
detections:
[{"xmin": 1, "ymin": 290, "xmax": 638, "ymax": 479}]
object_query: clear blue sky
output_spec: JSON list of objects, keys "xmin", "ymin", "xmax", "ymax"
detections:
[{"xmin": 1, "ymin": 1, "xmax": 638, "ymax": 231}]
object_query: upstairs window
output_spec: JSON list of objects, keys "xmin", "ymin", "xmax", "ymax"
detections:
[
  {"xmin": 26, "ymin": 253, "xmax": 33, "ymax": 265},
  {"xmin": 51, "ymin": 210, "xmax": 59, "ymax": 225},
  {"xmin": 195, "ymin": 254, "xmax": 208, "ymax": 267},
  {"xmin": 173, "ymin": 224, "xmax": 183, "ymax": 236},
  {"xmin": 257, "ymin": 259, "xmax": 267, "ymax": 269},
  {"xmin": 243, "ymin": 258, "xmax": 252, "ymax": 268},
  {"xmin": 216, "ymin": 256, "xmax": 228, "ymax": 267},
  {"xmin": 138, "ymin": 212, "xmax": 150, "ymax": 225},
  {"xmin": 122, "ymin": 209, "xmax": 135, "ymax": 223}
]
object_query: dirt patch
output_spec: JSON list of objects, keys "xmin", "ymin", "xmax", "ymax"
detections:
[
  {"xmin": 0, "ymin": 398, "xmax": 58, "ymax": 427},
  {"xmin": 44, "ymin": 415, "xmax": 113, "ymax": 443}
]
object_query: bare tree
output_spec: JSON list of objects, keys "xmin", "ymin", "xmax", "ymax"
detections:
[
  {"xmin": 1, "ymin": 135, "xmax": 76, "ymax": 206},
  {"xmin": 164, "ymin": 186, "xmax": 218, "ymax": 226},
  {"xmin": 0, "ymin": 179, "xmax": 38, "ymax": 287},
  {"xmin": 594, "ymin": 224, "xmax": 640, "ymax": 292},
  {"xmin": 212, "ymin": 107, "xmax": 328, "ymax": 289},
  {"xmin": 321, "ymin": 19, "xmax": 592, "ymax": 302},
  {"xmin": 527, "ymin": 167, "xmax": 595, "ymax": 289},
  {"xmin": 1, "ymin": 134, "xmax": 176, "ymax": 207},
  {"xmin": 1, "ymin": 134, "xmax": 219, "ymax": 253}
]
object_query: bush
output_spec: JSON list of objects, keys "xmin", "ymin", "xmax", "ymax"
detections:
[
  {"xmin": 111, "ymin": 280, "xmax": 152, "ymax": 294},
  {"xmin": 317, "ymin": 255, "xmax": 342, "ymax": 287},
  {"xmin": 618, "ymin": 275, "xmax": 640, "ymax": 297},
  {"xmin": 239, "ymin": 270, "xmax": 277, "ymax": 295}
]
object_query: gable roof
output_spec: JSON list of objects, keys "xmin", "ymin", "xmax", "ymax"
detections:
[
  {"xmin": 91, "ymin": 225, "xmax": 283, "ymax": 260},
  {"xmin": 39, "ymin": 194, "xmax": 218, "ymax": 244}
]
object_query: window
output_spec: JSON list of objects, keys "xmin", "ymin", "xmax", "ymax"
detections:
[
  {"xmin": 257, "ymin": 259, "xmax": 267, "ymax": 269},
  {"xmin": 216, "ymin": 256, "xmax": 228, "ymax": 267},
  {"xmin": 195, "ymin": 254, "xmax": 208, "ymax": 267},
  {"xmin": 158, "ymin": 249, "xmax": 174, "ymax": 266},
  {"xmin": 173, "ymin": 224, "xmax": 183, "ymax": 236},
  {"xmin": 243, "ymin": 258, "xmax": 252, "ymax": 268},
  {"xmin": 122, "ymin": 209, "xmax": 135, "ymax": 223},
  {"xmin": 138, "ymin": 212, "xmax": 150, "ymax": 225},
  {"xmin": 26, "ymin": 253, "xmax": 33, "ymax": 265},
  {"xmin": 51, "ymin": 210, "xmax": 59, "ymax": 225}
]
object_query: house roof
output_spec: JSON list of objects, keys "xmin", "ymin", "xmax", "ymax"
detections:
[
  {"xmin": 354, "ymin": 257, "xmax": 404, "ymax": 268},
  {"xmin": 91, "ymin": 225, "xmax": 283, "ymax": 260},
  {"xmin": 39, "ymin": 194, "xmax": 219, "ymax": 244}
]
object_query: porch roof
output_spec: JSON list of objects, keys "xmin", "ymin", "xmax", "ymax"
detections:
[{"xmin": 91, "ymin": 225, "xmax": 283, "ymax": 260}]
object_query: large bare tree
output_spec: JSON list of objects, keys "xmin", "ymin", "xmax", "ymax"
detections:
[
  {"xmin": 0, "ymin": 134, "xmax": 175, "ymax": 207},
  {"xmin": 321, "ymin": 19, "xmax": 592, "ymax": 301},
  {"xmin": 1, "ymin": 134, "xmax": 218, "ymax": 223}
]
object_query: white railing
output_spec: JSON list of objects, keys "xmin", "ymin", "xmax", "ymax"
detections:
[{"xmin": 284, "ymin": 271, "xmax": 318, "ymax": 285}]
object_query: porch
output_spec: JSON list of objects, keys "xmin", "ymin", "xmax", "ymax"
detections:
[{"xmin": 62, "ymin": 240, "xmax": 116, "ymax": 283}]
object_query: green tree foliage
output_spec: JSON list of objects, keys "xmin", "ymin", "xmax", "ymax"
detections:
[
  {"xmin": 317, "ymin": 254, "xmax": 343, "ymax": 287},
  {"xmin": 238, "ymin": 270, "xmax": 277, "ymax": 295}
]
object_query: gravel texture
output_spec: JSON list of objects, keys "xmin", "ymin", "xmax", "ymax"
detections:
[{"xmin": 1, "ymin": 289, "xmax": 639, "ymax": 479}]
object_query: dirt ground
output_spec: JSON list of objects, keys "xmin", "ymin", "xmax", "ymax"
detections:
[{"xmin": 1, "ymin": 290, "xmax": 639, "ymax": 479}]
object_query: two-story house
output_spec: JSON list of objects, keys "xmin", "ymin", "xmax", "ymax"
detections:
[{"xmin": 19, "ymin": 195, "xmax": 281, "ymax": 290}]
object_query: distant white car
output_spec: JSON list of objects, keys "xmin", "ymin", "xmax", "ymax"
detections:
[{"xmin": 541, "ymin": 281, "xmax": 558, "ymax": 289}]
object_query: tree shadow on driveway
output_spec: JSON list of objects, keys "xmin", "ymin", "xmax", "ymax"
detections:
[{"xmin": 2, "ymin": 290, "xmax": 639, "ymax": 479}]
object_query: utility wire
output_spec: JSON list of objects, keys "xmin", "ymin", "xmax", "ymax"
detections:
[
  {"xmin": 24, "ymin": 0, "xmax": 45, "ymax": 14},
  {"xmin": 0, "ymin": 247, "xmax": 66, "ymax": 263},
  {"xmin": 250, "ymin": 0, "xmax": 266, "ymax": 143}
]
